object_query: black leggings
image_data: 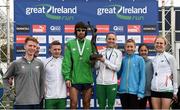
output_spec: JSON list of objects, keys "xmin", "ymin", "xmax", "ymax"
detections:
[{"xmin": 120, "ymin": 93, "xmax": 139, "ymax": 109}]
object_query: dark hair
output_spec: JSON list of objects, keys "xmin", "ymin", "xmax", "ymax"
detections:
[
  {"xmin": 25, "ymin": 36, "xmax": 39, "ymax": 44},
  {"xmin": 74, "ymin": 21, "xmax": 87, "ymax": 36},
  {"xmin": 138, "ymin": 43, "xmax": 149, "ymax": 52},
  {"xmin": 106, "ymin": 31, "xmax": 116, "ymax": 39},
  {"xmin": 50, "ymin": 40, "xmax": 61, "ymax": 49}
]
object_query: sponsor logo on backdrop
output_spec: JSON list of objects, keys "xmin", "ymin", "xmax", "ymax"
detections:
[
  {"xmin": 116, "ymin": 35, "xmax": 125, "ymax": 43},
  {"xmin": 64, "ymin": 35, "xmax": 75, "ymax": 43},
  {"xmin": 113, "ymin": 25, "xmax": 124, "ymax": 32},
  {"xmin": 148, "ymin": 45, "xmax": 156, "ymax": 53},
  {"xmin": 37, "ymin": 57, "xmax": 47, "ymax": 61},
  {"xmin": 127, "ymin": 25, "xmax": 141, "ymax": 33},
  {"xmin": 16, "ymin": 57, "xmax": 21, "ymax": 60},
  {"xmin": 64, "ymin": 25, "xmax": 75, "ymax": 33},
  {"xmin": 97, "ymin": 5, "xmax": 148, "ymax": 20},
  {"xmin": 96, "ymin": 25, "xmax": 110, "ymax": 33},
  {"xmin": 32, "ymin": 25, "xmax": 46, "ymax": 33},
  {"xmin": 80, "ymin": 99, "xmax": 94, "ymax": 107},
  {"xmin": 33, "ymin": 35, "xmax": 46, "ymax": 43},
  {"xmin": 96, "ymin": 35, "xmax": 106, "ymax": 43},
  {"xmin": 143, "ymin": 35, "xmax": 156, "ymax": 43},
  {"xmin": 16, "ymin": 25, "xmax": 30, "ymax": 33},
  {"xmin": 114, "ymin": 99, "xmax": 122, "ymax": 107},
  {"xmin": 39, "ymin": 46, "xmax": 46, "ymax": 54},
  {"xmin": 66, "ymin": 99, "xmax": 70, "ymax": 108},
  {"xmin": 97, "ymin": 46, "xmax": 106, "ymax": 51},
  {"xmin": 149, "ymin": 56, "xmax": 155, "ymax": 59},
  {"xmin": 135, "ymin": 46, "xmax": 139, "ymax": 54},
  {"xmin": 118, "ymin": 45, "xmax": 125, "ymax": 52},
  {"xmin": 25, "ymin": 4, "xmax": 76, "ymax": 20},
  {"xmin": 143, "ymin": 25, "xmax": 157, "ymax": 33},
  {"xmin": 127, "ymin": 35, "xmax": 141, "ymax": 43},
  {"xmin": 16, "ymin": 35, "xmax": 30, "ymax": 44},
  {"xmin": 49, "ymin": 35, "xmax": 62, "ymax": 43},
  {"xmin": 50, "ymin": 26, "xmax": 61, "ymax": 32},
  {"xmin": 16, "ymin": 45, "xmax": 25, "ymax": 53}
]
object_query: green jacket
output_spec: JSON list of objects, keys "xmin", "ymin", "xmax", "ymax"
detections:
[{"xmin": 62, "ymin": 38, "xmax": 94, "ymax": 84}]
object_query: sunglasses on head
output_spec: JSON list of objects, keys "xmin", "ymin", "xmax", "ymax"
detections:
[{"xmin": 76, "ymin": 28, "xmax": 86, "ymax": 32}]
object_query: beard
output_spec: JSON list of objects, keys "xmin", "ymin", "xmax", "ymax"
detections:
[{"xmin": 77, "ymin": 33, "xmax": 85, "ymax": 39}]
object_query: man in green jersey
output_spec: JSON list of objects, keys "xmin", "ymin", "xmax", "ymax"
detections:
[{"xmin": 62, "ymin": 21, "xmax": 95, "ymax": 109}]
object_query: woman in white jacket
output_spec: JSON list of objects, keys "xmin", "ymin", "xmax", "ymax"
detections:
[
  {"xmin": 95, "ymin": 32, "xmax": 122, "ymax": 109},
  {"xmin": 151, "ymin": 36, "xmax": 178, "ymax": 109}
]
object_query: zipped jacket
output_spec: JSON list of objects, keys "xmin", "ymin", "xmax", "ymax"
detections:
[
  {"xmin": 95, "ymin": 48, "xmax": 122, "ymax": 85},
  {"xmin": 144, "ymin": 58, "xmax": 153, "ymax": 96},
  {"xmin": 62, "ymin": 38, "xmax": 94, "ymax": 84},
  {"xmin": 151, "ymin": 52, "xmax": 178, "ymax": 95},
  {"xmin": 3, "ymin": 57, "xmax": 45, "ymax": 105},
  {"xmin": 43, "ymin": 56, "xmax": 67, "ymax": 99},
  {"xmin": 118, "ymin": 54, "xmax": 145, "ymax": 98}
]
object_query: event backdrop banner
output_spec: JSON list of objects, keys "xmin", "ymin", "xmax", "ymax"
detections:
[{"xmin": 14, "ymin": 0, "xmax": 158, "ymax": 108}]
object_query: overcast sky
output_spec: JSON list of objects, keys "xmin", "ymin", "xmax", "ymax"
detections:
[
  {"xmin": 0, "ymin": 0, "xmax": 180, "ymax": 20},
  {"xmin": 158, "ymin": 0, "xmax": 180, "ymax": 6}
]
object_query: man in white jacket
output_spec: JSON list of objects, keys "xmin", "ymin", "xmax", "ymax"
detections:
[{"xmin": 43, "ymin": 40, "xmax": 67, "ymax": 109}]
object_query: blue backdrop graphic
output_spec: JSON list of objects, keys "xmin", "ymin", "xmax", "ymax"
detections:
[{"xmin": 14, "ymin": 0, "xmax": 158, "ymax": 108}]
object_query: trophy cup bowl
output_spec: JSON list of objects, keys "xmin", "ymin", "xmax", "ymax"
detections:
[{"xmin": 90, "ymin": 53, "xmax": 103, "ymax": 61}]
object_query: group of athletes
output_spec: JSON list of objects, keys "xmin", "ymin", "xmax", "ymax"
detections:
[{"xmin": 2, "ymin": 21, "xmax": 178, "ymax": 109}]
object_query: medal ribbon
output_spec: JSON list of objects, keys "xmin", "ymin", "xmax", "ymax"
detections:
[
  {"xmin": 105, "ymin": 48, "xmax": 114, "ymax": 60},
  {"xmin": 76, "ymin": 39, "xmax": 86, "ymax": 57}
]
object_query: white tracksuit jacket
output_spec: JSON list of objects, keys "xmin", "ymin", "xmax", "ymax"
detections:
[
  {"xmin": 95, "ymin": 48, "xmax": 122, "ymax": 85},
  {"xmin": 43, "ymin": 56, "xmax": 67, "ymax": 99},
  {"xmin": 151, "ymin": 52, "xmax": 178, "ymax": 95}
]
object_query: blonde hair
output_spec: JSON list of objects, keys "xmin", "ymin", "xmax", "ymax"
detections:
[
  {"xmin": 154, "ymin": 36, "xmax": 168, "ymax": 45},
  {"xmin": 25, "ymin": 36, "xmax": 39, "ymax": 44},
  {"xmin": 125, "ymin": 39, "xmax": 136, "ymax": 46}
]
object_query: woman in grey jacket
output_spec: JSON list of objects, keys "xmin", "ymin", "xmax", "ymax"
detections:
[{"xmin": 138, "ymin": 44, "xmax": 153, "ymax": 109}]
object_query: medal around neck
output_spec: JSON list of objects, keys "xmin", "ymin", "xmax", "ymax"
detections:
[
  {"xmin": 79, "ymin": 56, "xmax": 83, "ymax": 60},
  {"xmin": 77, "ymin": 39, "xmax": 86, "ymax": 61}
]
